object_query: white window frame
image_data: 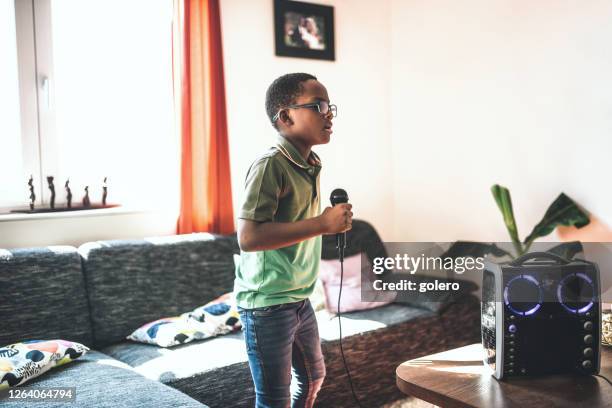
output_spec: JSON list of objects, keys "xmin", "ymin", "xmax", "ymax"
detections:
[
  {"xmin": 13, "ymin": 0, "xmax": 59, "ymax": 207},
  {"xmin": 2, "ymin": 0, "xmax": 179, "ymax": 249},
  {"xmin": 9, "ymin": 0, "xmax": 177, "ymax": 215}
]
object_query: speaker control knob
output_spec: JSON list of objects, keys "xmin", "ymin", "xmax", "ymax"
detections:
[
  {"xmin": 584, "ymin": 321, "xmax": 593, "ymax": 331},
  {"xmin": 509, "ymin": 324, "xmax": 517, "ymax": 333},
  {"xmin": 582, "ymin": 360, "xmax": 593, "ymax": 370},
  {"xmin": 584, "ymin": 348, "xmax": 594, "ymax": 358},
  {"xmin": 584, "ymin": 335, "xmax": 593, "ymax": 344}
]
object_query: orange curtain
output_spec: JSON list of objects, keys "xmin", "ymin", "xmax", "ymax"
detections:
[{"xmin": 173, "ymin": 0, "xmax": 235, "ymax": 234}]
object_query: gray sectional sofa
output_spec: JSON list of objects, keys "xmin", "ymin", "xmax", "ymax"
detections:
[{"xmin": 0, "ymin": 221, "xmax": 481, "ymax": 407}]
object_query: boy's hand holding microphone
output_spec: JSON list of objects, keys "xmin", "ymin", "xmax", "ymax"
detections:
[
  {"xmin": 319, "ymin": 188, "xmax": 352, "ymax": 261},
  {"xmin": 319, "ymin": 203, "xmax": 353, "ymax": 234}
]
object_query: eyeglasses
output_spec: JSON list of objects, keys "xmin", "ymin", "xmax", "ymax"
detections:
[{"xmin": 272, "ymin": 101, "xmax": 337, "ymax": 122}]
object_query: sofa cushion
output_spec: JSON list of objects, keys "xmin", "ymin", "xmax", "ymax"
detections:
[
  {"xmin": 127, "ymin": 292, "xmax": 241, "ymax": 348},
  {"xmin": 101, "ymin": 332, "xmax": 247, "ymax": 382},
  {"xmin": 0, "ymin": 339, "xmax": 89, "ymax": 389},
  {"xmin": 100, "ymin": 304, "xmax": 432, "ymax": 382},
  {"xmin": 0, "ymin": 246, "xmax": 94, "ymax": 347},
  {"xmin": 78, "ymin": 234, "xmax": 239, "ymax": 349},
  {"xmin": 0, "ymin": 350, "xmax": 206, "ymax": 407},
  {"xmin": 100, "ymin": 299, "xmax": 479, "ymax": 408},
  {"xmin": 316, "ymin": 303, "xmax": 435, "ymax": 341},
  {"xmin": 127, "ymin": 315, "xmax": 215, "ymax": 348}
]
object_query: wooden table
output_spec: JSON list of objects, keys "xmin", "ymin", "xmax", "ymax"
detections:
[{"xmin": 396, "ymin": 343, "xmax": 612, "ymax": 408}]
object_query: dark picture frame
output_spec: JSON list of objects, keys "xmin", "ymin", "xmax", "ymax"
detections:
[{"xmin": 274, "ymin": 0, "xmax": 335, "ymax": 61}]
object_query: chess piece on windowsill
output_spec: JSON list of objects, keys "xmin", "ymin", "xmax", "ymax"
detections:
[
  {"xmin": 102, "ymin": 177, "xmax": 108, "ymax": 206},
  {"xmin": 65, "ymin": 179, "xmax": 72, "ymax": 208},
  {"xmin": 47, "ymin": 176, "xmax": 56, "ymax": 209},
  {"xmin": 28, "ymin": 175, "xmax": 36, "ymax": 210},
  {"xmin": 82, "ymin": 186, "xmax": 91, "ymax": 208}
]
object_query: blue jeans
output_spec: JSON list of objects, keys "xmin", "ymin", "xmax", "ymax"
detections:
[{"xmin": 238, "ymin": 299, "xmax": 326, "ymax": 408}]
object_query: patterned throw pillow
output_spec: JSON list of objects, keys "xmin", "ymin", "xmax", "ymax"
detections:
[
  {"xmin": 187, "ymin": 292, "xmax": 241, "ymax": 331},
  {"xmin": 0, "ymin": 340, "xmax": 89, "ymax": 390},
  {"xmin": 127, "ymin": 292, "xmax": 241, "ymax": 348}
]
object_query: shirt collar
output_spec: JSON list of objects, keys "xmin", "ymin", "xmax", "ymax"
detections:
[{"xmin": 275, "ymin": 135, "xmax": 322, "ymax": 170}]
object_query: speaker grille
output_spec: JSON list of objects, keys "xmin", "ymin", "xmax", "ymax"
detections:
[
  {"xmin": 504, "ymin": 274, "xmax": 542, "ymax": 316},
  {"xmin": 557, "ymin": 272, "xmax": 595, "ymax": 314}
]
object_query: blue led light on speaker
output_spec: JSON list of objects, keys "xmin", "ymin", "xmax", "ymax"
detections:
[
  {"xmin": 557, "ymin": 272, "xmax": 595, "ymax": 314},
  {"xmin": 503, "ymin": 274, "xmax": 543, "ymax": 316}
]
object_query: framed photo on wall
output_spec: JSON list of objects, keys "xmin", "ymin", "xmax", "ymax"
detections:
[{"xmin": 274, "ymin": 0, "xmax": 335, "ymax": 61}]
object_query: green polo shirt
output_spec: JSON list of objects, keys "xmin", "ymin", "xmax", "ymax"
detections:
[{"xmin": 233, "ymin": 135, "xmax": 322, "ymax": 309}]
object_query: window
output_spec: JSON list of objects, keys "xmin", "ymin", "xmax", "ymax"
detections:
[
  {"xmin": 0, "ymin": 0, "xmax": 27, "ymax": 208},
  {"xmin": 1, "ymin": 0, "xmax": 177, "ymax": 212}
]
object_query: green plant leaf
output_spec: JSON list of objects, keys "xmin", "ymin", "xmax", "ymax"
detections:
[
  {"xmin": 491, "ymin": 184, "xmax": 523, "ymax": 256},
  {"xmin": 441, "ymin": 241, "xmax": 513, "ymax": 260},
  {"xmin": 523, "ymin": 193, "xmax": 590, "ymax": 251}
]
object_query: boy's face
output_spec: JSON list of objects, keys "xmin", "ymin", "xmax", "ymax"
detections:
[{"xmin": 281, "ymin": 79, "xmax": 333, "ymax": 147}]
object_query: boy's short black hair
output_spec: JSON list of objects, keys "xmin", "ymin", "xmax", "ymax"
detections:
[{"xmin": 265, "ymin": 73, "xmax": 317, "ymax": 128}]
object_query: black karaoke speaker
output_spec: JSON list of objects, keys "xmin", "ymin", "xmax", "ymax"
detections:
[{"xmin": 481, "ymin": 252, "xmax": 601, "ymax": 379}]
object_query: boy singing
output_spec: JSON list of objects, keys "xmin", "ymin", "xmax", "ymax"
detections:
[{"xmin": 234, "ymin": 73, "xmax": 353, "ymax": 408}]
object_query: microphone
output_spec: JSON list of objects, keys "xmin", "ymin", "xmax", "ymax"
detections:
[
  {"xmin": 330, "ymin": 188, "xmax": 348, "ymax": 261},
  {"xmin": 329, "ymin": 188, "xmax": 363, "ymax": 407}
]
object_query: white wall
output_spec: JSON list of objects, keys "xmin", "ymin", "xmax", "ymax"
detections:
[
  {"xmin": 223, "ymin": 0, "xmax": 612, "ymax": 244},
  {"xmin": 390, "ymin": 0, "xmax": 612, "ymax": 242},
  {"xmin": 220, "ymin": 0, "xmax": 395, "ymax": 241}
]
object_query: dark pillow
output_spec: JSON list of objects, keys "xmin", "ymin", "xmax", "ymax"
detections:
[
  {"xmin": 390, "ymin": 273, "xmax": 478, "ymax": 313},
  {"xmin": 322, "ymin": 222, "xmax": 480, "ymax": 313}
]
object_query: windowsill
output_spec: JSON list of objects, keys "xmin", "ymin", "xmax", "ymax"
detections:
[
  {"xmin": 0, "ymin": 205, "xmax": 180, "ymax": 249},
  {"xmin": 0, "ymin": 206, "xmax": 159, "ymax": 222}
]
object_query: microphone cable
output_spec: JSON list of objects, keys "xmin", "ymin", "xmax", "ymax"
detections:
[
  {"xmin": 337, "ymin": 247, "xmax": 364, "ymax": 408},
  {"xmin": 595, "ymin": 374, "xmax": 612, "ymax": 386}
]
